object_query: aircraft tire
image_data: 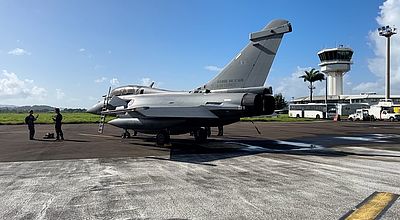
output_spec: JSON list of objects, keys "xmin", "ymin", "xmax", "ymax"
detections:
[
  {"xmin": 194, "ymin": 128, "xmax": 207, "ymax": 143},
  {"xmin": 156, "ymin": 131, "xmax": 170, "ymax": 146},
  {"xmin": 122, "ymin": 130, "xmax": 130, "ymax": 139}
]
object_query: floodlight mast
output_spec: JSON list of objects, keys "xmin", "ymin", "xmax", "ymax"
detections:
[{"xmin": 378, "ymin": 25, "xmax": 397, "ymax": 101}]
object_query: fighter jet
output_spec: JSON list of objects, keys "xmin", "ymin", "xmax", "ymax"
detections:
[{"xmin": 88, "ymin": 19, "xmax": 292, "ymax": 145}]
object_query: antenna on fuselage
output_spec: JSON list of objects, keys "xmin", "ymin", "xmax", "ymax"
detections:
[{"xmin": 149, "ymin": 81, "xmax": 155, "ymax": 88}]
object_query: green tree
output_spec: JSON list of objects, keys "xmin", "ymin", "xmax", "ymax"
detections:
[
  {"xmin": 274, "ymin": 93, "xmax": 287, "ymax": 110},
  {"xmin": 299, "ymin": 68, "xmax": 325, "ymax": 102}
]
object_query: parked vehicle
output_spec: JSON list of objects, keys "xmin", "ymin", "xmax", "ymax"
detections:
[
  {"xmin": 368, "ymin": 105, "xmax": 400, "ymax": 121},
  {"xmin": 289, "ymin": 103, "xmax": 336, "ymax": 119},
  {"xmin": 348, "ymin": 109, "xmax": 370, "ymax": 121},
  {"xmin": 349, "ymin": 100, "xmax": 400, "ymax": 122}
]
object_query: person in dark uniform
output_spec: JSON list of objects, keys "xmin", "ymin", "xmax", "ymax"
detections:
[
  {"xmin": 217, "ymin": 125, "xmax": 223, "ymax": 136},
  {"xmin": 25, "ymin": 110, "xmax": 39, "ymax": 140},
  {"xmin": 52, "ymin": 108, "xmax": 64, "ymax": 140}
]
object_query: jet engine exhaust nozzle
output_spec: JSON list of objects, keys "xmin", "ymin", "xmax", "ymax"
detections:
[{"xmin": 241, "ymin": 94, "xmax": 275, "ymax": 116}]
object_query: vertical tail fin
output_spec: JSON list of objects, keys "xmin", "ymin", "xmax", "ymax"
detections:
[{"xmin": 202, "ymin": 19, "xmax": 292, "ymax": 90}]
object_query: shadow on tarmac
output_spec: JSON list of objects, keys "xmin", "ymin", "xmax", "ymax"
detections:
[
  {"xmin": 141, "ymin": 137, "xmax": 400, "ymax": 166},
  {"xmin": 33, "ymin": 139, "xmax": 90, "ymax": 143}
]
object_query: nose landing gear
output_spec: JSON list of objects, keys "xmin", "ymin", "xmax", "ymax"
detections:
[
  {"xmin": 121, "ymin": 129, "xmax": 138, "ymax": 139},
  {"xmin": 122, "ymin": 129, "xmax": 131, "ymax": 138}
]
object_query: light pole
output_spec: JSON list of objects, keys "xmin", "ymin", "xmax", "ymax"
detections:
[{"xmin": 378, "ymin": 25, "xmax": 397, "ymax": 101}]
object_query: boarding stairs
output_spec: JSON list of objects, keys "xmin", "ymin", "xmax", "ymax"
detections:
[{"xmin": 98, "ymin": 87, "xmax": 111, "ymax": 134}]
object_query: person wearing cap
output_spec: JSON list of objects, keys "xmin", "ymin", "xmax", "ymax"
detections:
[
  {"xmin": 25, "ymin": 110, "xmax": 39, "ymax": 140},
  {"xmin": 52, "ymin": 108, "xmax": 64, "ymax": 140}
]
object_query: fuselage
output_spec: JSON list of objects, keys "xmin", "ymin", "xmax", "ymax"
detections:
[{"xmin": 105, "ymin": 91, "xmax": 274, "ymax": 134}]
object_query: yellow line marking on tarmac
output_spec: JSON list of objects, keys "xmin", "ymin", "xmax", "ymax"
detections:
[{"xmin": 342, "ymin": 191, "xmax": 399, "ymax": 220}]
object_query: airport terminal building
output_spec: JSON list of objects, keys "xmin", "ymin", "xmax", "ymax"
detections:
[
  {"xmin": 291, "ymin": 46, "xmax": 400, "ymax": 106},
  {"xmin": 292, "ymin": 94, "xmax": 400, "ymax": 105}
]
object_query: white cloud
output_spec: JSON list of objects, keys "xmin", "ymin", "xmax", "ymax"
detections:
[
  {"xmin": 24, "ymin": 79, "xmax": 34, "ymax": 83},
  {"xmin": 141, "ymin": 77, "xmax": 152, "ymax": 86},
  {"xmin": 88, "ymin": 96, "xmax": 99, "ymax": 101},
  {"xmin": 94, "ymin": 64, "xmax": 104, "ymax": 70},
  {"xmin": 32, "ymin": 86, "xmax": 47, "ymax": 97},
  {"xmin": 110, "ymin": 78, "xmax": 119, "ymax": 86},
  {"xmin": 8, "ymin": 48, "xmax": 31, "ymax": 56},
  {"xmin": 352, "ymin": 82, "xmax": 383, "ymax": 93},
  {"xmin": 78, "ymin": 48, "xmax": 93, "ymax": 58},
  {"xmin": 274, "ymin": 66, "xmax": 325, "ymax": 99},
  {"xmin": 204, "ymin": 65, "xmax": 223, "ymax": 72},
  {"xmin": 56, "ymin": 89, "xmax": 65, "ymax": 100},
  {"xmin": 367, "ymin": 0, "xmax": 400, "ymax": 94},
  {"xmin": 95, "ymin": 77, "xmax": 107, "ymax": 83},
  {"xmin": 139, "ymin": 77, "xmax": 163, "ymax": 88},
  {"xmin": 0, "ymin": 70, "xmax": 47, "ymax": 99}
]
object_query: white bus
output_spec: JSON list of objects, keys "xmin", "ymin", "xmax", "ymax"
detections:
[{"xmin": 289, "ymin": 103, "xmax": 336, "ymax": 119}]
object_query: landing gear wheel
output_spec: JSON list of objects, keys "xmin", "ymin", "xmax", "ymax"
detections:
[
  {"xmin": 133, "ymin": 130, "xmax": 138, "ymax": 136},
  {"xmin": 156, "ymin": 131, "xmax": 170, "ymax": 146},
  {"xmin": 194, "ymin": 128, "xmax": 208, "ymax": 143},
  {"xmin": 122, "ymin": 130, "xmax": 131, "ymax": 139}
]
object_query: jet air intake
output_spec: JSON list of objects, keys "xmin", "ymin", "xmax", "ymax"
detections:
[{"xmin": 241, "ymin": 93, "xmax": 275, "ymax": 116}]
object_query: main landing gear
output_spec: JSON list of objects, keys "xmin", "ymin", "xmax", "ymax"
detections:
[
  {"xmin": 121, "ymin": 129, "xmax": 138, "ymax": 139},
  {"xmin": 156, "ymin": 130, "xmax": 170, "ymax": 146},
  {"xmin": 194, "ymin": 128, "xmax": 208, "ymax": 143},
  {"xmin": 155, "ymin": 127, "xmax": 208, "ymax": 147}
]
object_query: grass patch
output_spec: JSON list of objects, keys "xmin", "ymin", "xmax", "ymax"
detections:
[
  {"xmin": 0, "ymin": 113, "xmax": 114, "ymax": 125},
  {"xmin": 241, "ymin": 114, "xmax": 316, "ymax": 122}
]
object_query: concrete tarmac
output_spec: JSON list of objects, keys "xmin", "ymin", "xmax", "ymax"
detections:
[{"xmin": 0, "ymin": 121, "xmax": 399, "ymax": 219}]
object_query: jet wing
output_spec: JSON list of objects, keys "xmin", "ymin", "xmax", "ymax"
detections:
[{"xmin": 102, "ymin": 106, "xmax": 219, "ymax": 119}]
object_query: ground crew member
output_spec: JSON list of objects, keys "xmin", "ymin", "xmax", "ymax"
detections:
[
  {"xmin": 217, "ymin": 125, "xmax": 224, "ymax": 136},
  {"xmin": 25, "ymin": 110, "xmax": 39, "ymax": 140},
  {"xmin": 52, "ymin": 108, "xmax": 64, "ymax": 140}
]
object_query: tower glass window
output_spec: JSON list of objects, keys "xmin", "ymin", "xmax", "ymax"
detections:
[{"xmin": 318, "ymin": 49, "xmax": 353, "ymax": 62}]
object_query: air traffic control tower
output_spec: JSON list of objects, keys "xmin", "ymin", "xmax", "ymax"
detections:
[{"xmin": 318, "ymin": 46, "xmax": 353, "ymax": 96}]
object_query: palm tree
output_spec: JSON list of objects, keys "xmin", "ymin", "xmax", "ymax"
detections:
[{"xmin": 299, "ymin": 68, "xmax": 325, "ymax": 102}]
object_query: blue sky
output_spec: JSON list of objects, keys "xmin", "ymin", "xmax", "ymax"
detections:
[{"xmin": 0, "ymin": 0, "xmax": 399, "ymax": 108}]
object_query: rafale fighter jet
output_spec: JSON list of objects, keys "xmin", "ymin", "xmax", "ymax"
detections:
[{"xmin": 88, "ymin": 19, "xmax": 292, "ymax": 145}]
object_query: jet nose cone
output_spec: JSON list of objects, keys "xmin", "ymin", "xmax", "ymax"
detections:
[{"xmin": 87, "ymin": 102, "xmax": 103, "ymax": 114}]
